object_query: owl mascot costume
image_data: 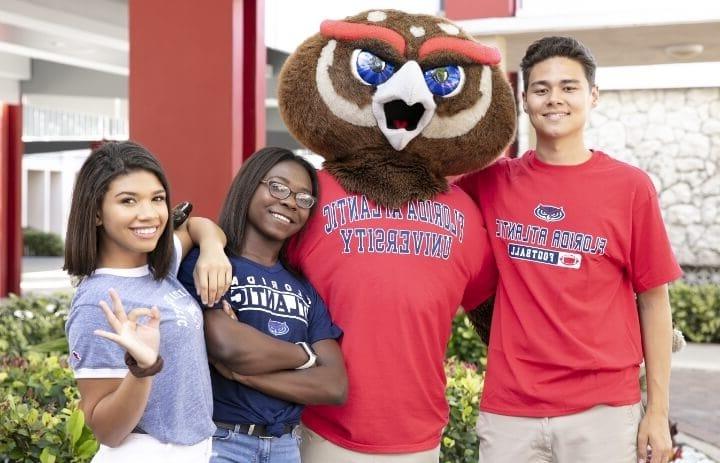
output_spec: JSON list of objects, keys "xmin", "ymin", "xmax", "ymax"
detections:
[{"xmin": 279, "ymin": 9, "xmax": 516, "ymax": 461}]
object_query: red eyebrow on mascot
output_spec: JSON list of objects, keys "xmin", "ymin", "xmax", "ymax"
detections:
[
  {"xmin": 320, "ymin": 19, "xmax": 502, "ymax": 65},
  {"xmin": 278, "ymin": 8, "xmax": 515, "ymax": 460}
]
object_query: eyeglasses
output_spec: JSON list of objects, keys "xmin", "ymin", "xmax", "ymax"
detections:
[{"xmin": 260, "ymin": 180, "xmax": 316, "ymax": 209}]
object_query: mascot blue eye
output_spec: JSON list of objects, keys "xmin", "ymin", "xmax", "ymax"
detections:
[
  {"xmin": 352, "ymin": 50, "xmax": 395, "ymax": 86},
  {"xmin": 423, "ymin": 65, "xmax": 464, "ymax": 97}
]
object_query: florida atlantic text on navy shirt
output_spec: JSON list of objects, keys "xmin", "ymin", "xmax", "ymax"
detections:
[
  {"xmin": 178, "ymin": 248, "xmax": 341, "ymax": 436},
  {"xmin": 228, "ymin": 274, "xmax": 312, "ymax": 326}
]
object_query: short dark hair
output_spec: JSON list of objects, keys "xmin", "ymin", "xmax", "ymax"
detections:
[
  {"xmin": 218, "ymin": 147, "xmax": 319, "ymax": 269},
  {"xmin": 520, "ymin": 36, "xmax": 596, "ymax": 91},
  {"xmin": 64, "ymin": 141, "xmax": 174, "ymax": 280}
]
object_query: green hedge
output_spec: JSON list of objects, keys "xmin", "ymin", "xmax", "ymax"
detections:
[
  {"xmin": 0, "ymin": 293, "xmax": 71, "ymax": 357},
  {"xmin": 0, "ymin": 353, "xmax": 98, "ymax": 462},
  {"xmin": 0, "ymin": 293, "xmax": 95, "ymax": 462},
  {"xmin": 442, "ymin": 357, "xmax": 482, "ymax": 463},
  {"xmin": 670, "ymin": 282, "xmax": 720, "ymax": 343},
  {"xmin": 23, "ymin": 228, "xmax": 64, "ymax": 257},
  {"xmin": 447, "ymin": 315, "xmax": 488, "ymax": 372}
]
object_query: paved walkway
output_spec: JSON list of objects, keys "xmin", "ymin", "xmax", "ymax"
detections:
[
  {"xmin": 671, "ymin": 343, "xmax": 720, "ymax": 461},
  {"xmin": 19, "ymin": 256, "xmax": 71, "ymax": 294}
]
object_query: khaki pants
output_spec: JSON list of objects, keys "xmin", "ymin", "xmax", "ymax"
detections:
[
  {"xmin": 300, "ymin": 425, "xmax": 441, "ymax": 463},
  {"xmin": 477, "ymin": 402, "xmax": 643, "ymax": 463}
]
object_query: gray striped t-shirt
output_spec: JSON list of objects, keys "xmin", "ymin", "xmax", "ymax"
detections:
[{"xmin": 65, "ymin": 238, "xmax": 214, "ymax": 445}]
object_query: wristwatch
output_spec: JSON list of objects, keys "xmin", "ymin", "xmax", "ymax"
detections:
[{"xmin": 295, "ymin": 341, "xmax": 318, "ymax": 370}]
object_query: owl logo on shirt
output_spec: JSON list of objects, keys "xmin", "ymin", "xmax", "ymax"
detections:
[
  {"xmin": 268, "ymin": 319, "xmax": 290, "ymax": 336},
  {"xmin": 534, "ymin": 204, "xmax": 565, "ymax": 223}
]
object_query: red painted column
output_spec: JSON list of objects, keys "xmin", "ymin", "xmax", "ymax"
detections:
[
  {"xmin": 445, "ymin": 0, "xmax": 516, "ymax": 20},
  {"xmin": 0, "ymin": 104, "xmax": 23, "ymax": 297},
  {"xmin": 241, "ymin": 0, "xmax": 266, "ymax": 159},
  {"xmin": 129, "ymin": 0, "xmax": 265, "ymax": 219}
]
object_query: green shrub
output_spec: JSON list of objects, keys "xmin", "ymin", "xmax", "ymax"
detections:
[
  {"xmin": 670, "ymin": 282, "xmax": 720, "ymax": 343},
  {"xmin": 442, "ymin": 357, "xmax": 483, "ymax": 463},
  {"xmin": 0, "ymin": 352, "xmax": 98, "ymax": 462},
  {"xmin": 1, "ymin": 354, "xmax": 73, "ymax": 409},
  {"xmin": 447, "ymin": 314, "xmax": 487, "ymax": 371},
  {"xmin": 0, "ymin": 293, "xmax": 71, "ymax": 357},
  {"xmin": 23, "ymin": 228, "xmax": 64, "ymax": 256}
]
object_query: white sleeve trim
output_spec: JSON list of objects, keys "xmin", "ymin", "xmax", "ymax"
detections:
[{"xmin": 74, "ymin": 368, "xmax": 128, "ymax": 379}]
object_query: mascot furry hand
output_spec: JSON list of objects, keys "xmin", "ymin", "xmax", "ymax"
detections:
[{"xmin": 279, "ymin": 9, "xmax": 515, "ymax": 455}]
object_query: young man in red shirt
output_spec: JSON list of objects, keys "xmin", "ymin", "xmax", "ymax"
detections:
[{"xmin": 458, "ymin": 36, "xmax": 681, "ymax": 463}]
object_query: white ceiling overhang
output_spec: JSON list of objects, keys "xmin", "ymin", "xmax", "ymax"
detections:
[{"xmin": 0, "ymin": 0, "xmax": 128, "ymax": 76}]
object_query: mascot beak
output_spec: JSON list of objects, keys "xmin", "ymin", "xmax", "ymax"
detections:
[{"xmin": 371, "ymin": 61, "xmax": 437, "ymax": 151}]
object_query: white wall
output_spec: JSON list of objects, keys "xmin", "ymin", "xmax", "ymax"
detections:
[
  {"xmin": 585, "ymin": 87, "xmax": 720, "ymax": 266},
  {"xmin": 0, "ymin": 77, "xmax": 20, "ymax": 104},
  {"xmin": 22, "ymin": 150, "xmax": 90, "ymax": 239}
]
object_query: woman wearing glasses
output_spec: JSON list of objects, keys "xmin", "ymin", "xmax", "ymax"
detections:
[{"xmin": 177, "ymin": 147, "xmax": 346, "ymax": 463}]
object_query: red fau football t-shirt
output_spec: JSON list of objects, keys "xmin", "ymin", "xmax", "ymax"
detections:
[{"xmin": 457, "ymin": 150, "xmax": 682, "ymax": 417}]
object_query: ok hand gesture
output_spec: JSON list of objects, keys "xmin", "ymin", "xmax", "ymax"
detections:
[{"xmin": 94, "ymin": 288, "xmax": 161, "ymax": 369}]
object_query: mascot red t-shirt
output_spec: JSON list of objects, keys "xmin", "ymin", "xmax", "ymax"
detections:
[{"xmin": 289, "ymin": 170, "xmax": 496, "ymax": 451}]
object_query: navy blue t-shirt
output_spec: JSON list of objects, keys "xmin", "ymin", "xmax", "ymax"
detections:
[{"xmin": 178, "ymin": 248, "xmax": 342, "ymax": 435}]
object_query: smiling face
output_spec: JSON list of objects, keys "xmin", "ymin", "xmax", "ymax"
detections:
[
  {"xmin": 244, "ymin": 160, "xmax": 313, "ymax": 250},
  {"xmin": 523, "ymin": 56, "xmax": 598, "ymax": 143},
  {"xmin": 97, "ymin": 169, "xmax": 169, "ymax": 268}
]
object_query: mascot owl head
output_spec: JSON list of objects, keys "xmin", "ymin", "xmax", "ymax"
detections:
[{"xmin": 278, "ymin": 9, "xmax": 516, "ymax": 207}]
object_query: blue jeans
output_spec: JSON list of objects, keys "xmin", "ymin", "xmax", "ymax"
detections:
[{"xmin": 210, "ymin": 426, "xmax": 301, "ymax": 463}]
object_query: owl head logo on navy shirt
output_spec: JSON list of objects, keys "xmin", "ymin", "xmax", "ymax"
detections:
[
  {"xmin": 268, "ymin": 319, "xmax": 290, "ymax": 336},
  {"xmin": 534, "ymin": 204, "xmax": 565, "ymax": 223}
]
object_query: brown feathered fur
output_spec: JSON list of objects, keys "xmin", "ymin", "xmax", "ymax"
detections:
[
  {"xmin": 468, "ymin": 297, "xmax": 494, "ymax": 346},
  {"xmin": 278, "ymin": 9, "xmax": 517, "ymax": 207}
]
